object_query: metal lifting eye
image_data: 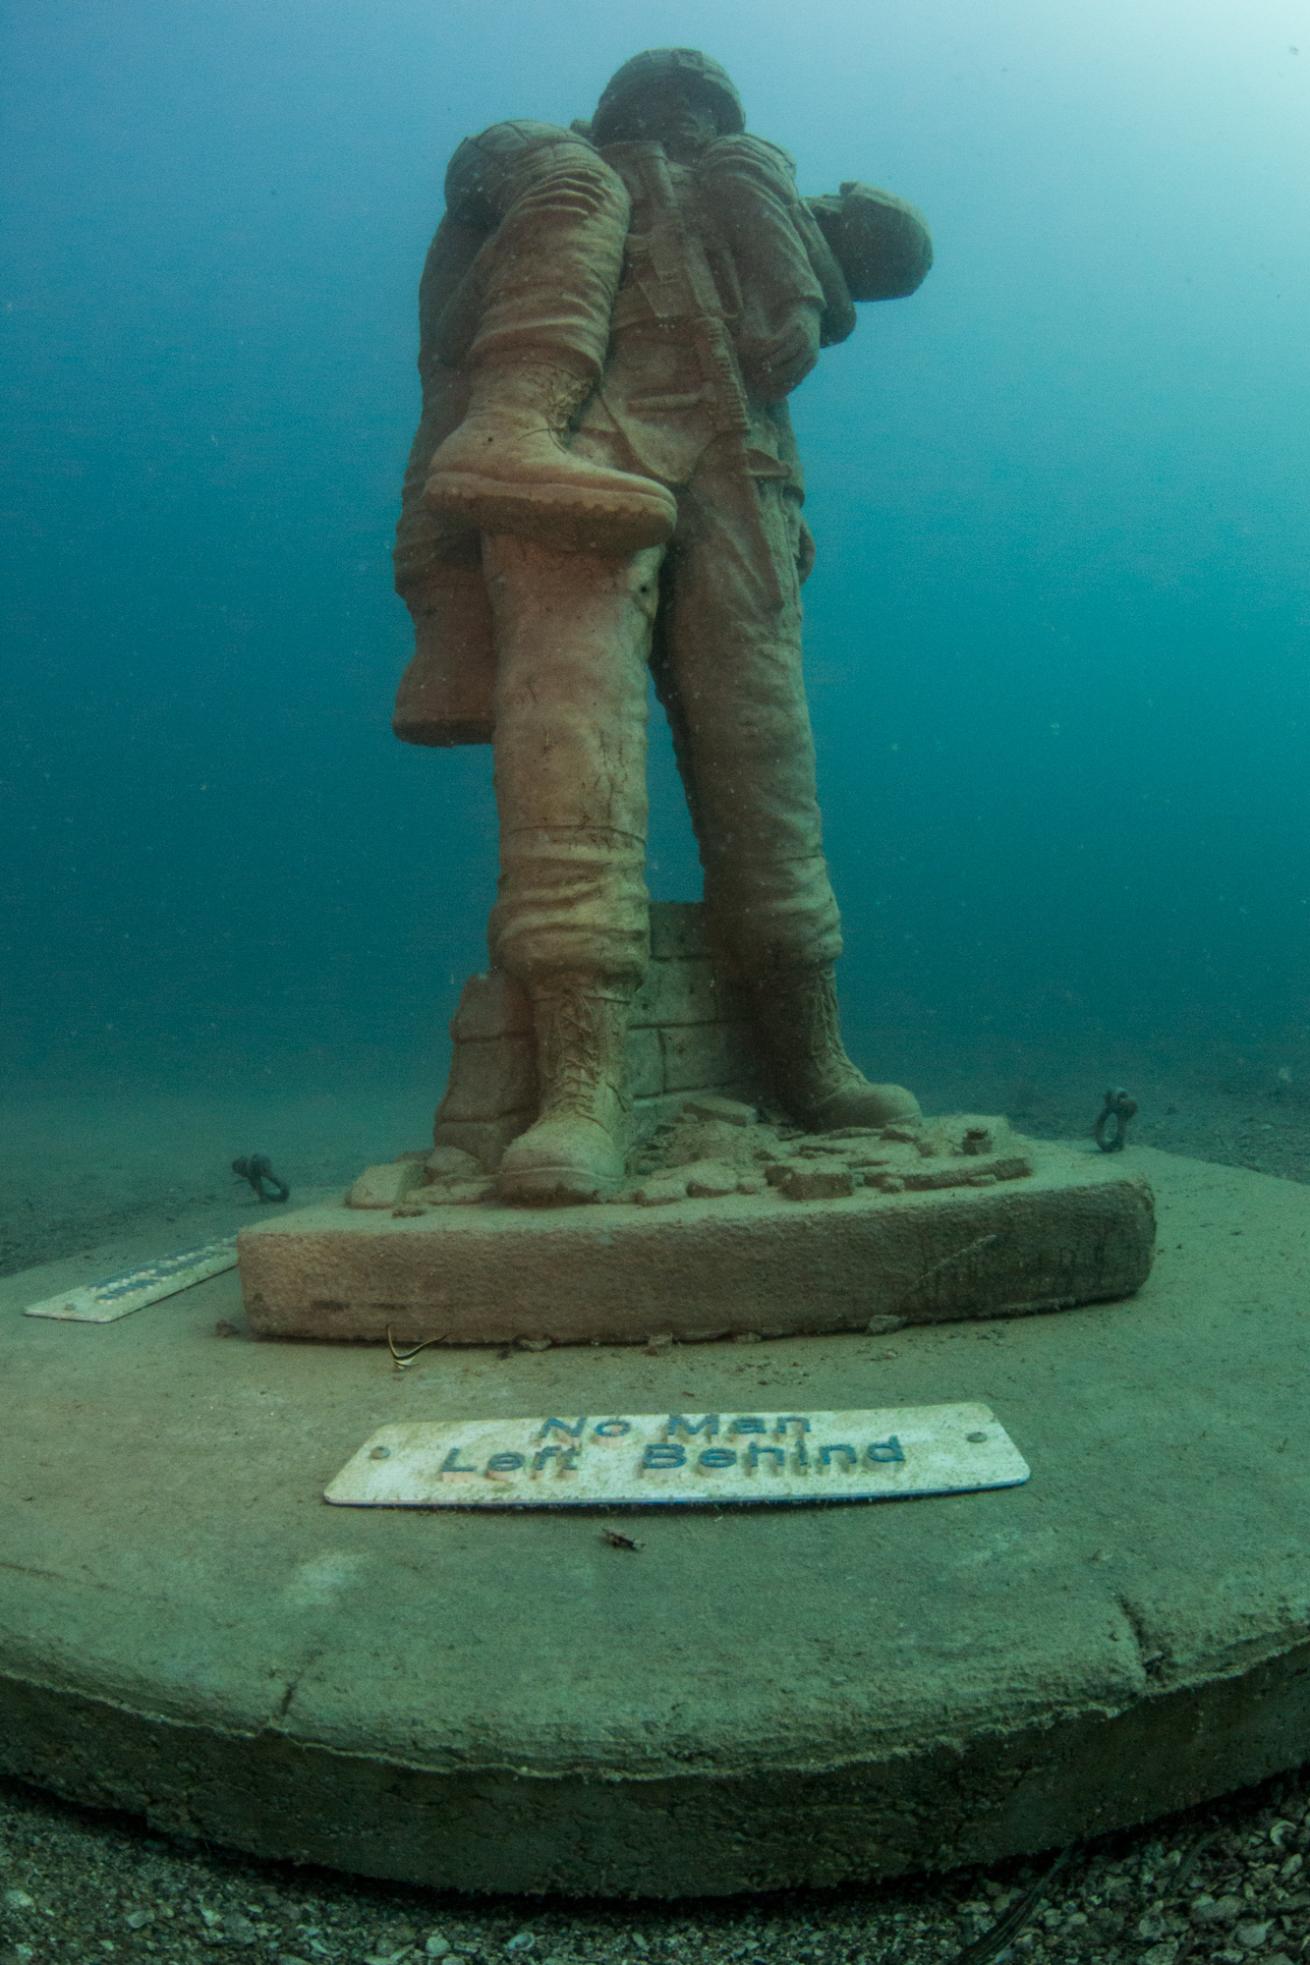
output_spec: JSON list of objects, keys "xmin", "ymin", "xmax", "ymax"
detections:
[
  {"xmin": 1093, "ymin": 1088, "xmax": 1137, "ymax": 1153},
  {"xmin": 231, "ymin": 1154, "xmax": 290, "ymax": 1202}
]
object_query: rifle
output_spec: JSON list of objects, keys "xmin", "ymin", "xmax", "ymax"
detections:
[{"xmin": 622, "ymin": 143, "xmax": 790, "ymax": 608}]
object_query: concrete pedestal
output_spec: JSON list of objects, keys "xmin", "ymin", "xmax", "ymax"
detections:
[{"xmin": 3, "ymin": 1148, "xmax": 1308, "ymax": 1897}]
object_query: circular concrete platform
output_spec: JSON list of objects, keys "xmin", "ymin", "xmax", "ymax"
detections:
[{"xmin": 1, "ymin": 1144, "xmax": 1308, "ymax": 1897}]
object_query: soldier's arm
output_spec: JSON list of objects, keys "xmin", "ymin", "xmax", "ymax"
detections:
[
  {"xmin": 806, "ymin": 182, "xmax": 933, "ymax": 303},
  {"xmin": 702, "ymin": 132, "xmax": 856, "ymax": 383}
]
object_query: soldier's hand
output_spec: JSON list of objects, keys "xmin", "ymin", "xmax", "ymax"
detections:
[{"xmin": 738, "ymin": 306, "xmax": 822, "ymax": 401}]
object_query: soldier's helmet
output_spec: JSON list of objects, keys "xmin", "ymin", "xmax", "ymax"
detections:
[{"xmin": 591, "ymin": 48, "xmax": 746, "ymax": 145}]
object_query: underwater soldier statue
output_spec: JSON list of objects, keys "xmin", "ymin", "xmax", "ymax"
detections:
[{"xmin": 393, "ymin": 47, "xmax": 934, "ymax": 1205}]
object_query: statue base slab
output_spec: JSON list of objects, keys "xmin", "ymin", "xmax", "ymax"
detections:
[
  {"xmin": 237, "ymin": 1123, "xmax": 1154, "ymax": 1345},
  {"xmin": 3, "ymin": 1147, "xmax": 1307, "ymax": 1896}
]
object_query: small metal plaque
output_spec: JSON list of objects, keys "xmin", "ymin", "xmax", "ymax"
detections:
[
  {"xmin": 325, "ymin": 1403, "xmax": 1028, "ymax": 1510},
  {"xmin": 23, "ymin": 1236, "xmax": 238, "ymax": 1324}
]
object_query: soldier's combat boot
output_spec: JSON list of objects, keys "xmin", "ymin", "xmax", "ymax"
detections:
[
  {"xmin": 497, "ymin": 975, "xmax": 634, "ymax": 1205},
  {"xmin": 753, "ymin": 962, "xmax": 921, "ymax": 1131},
  {"xmin": 424, "ymin": 361, "xmax": 677, "ymax": 556}
]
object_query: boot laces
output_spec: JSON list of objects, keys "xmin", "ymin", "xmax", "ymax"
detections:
[{"xmin": 537, "ymin": 986, "xmax": 619, "ymax": 1117}]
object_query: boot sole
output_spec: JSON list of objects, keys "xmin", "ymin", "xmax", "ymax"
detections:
[
  {"xmin": 805, "ymin": 1085, "xmax": 924, "ymax": 1131},
  {"xmin": 425, "ymin": 474, "xmax": 676, "ymax": 557},
  {"xmin": 497, "ymin": 1163, "xmax": 623, "ymax": 1208}
]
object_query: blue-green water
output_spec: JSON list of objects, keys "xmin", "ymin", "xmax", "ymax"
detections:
[{"xmin": 3, "ymin": 0, "xmax": 1307, "ymax": 1113}]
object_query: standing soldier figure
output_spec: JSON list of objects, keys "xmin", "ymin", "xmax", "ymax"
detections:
[{"xmin": 394, "ymin": 48, "xmax": 934, "ymax": 1205}]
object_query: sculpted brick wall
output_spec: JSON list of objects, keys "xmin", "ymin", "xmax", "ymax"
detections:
[{"xmin": 434, "ymin": 903, "xmax": 764, "ymax": 1170}]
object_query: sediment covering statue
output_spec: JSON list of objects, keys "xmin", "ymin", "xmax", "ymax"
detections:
[{"xmin": 394, "ymin": 47, "xmax": 934, "ymax": 1207}]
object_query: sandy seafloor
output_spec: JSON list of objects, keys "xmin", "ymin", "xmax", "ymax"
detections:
[{"xmin": 3, "ymin": 1027, "xmax": 1309, "ymax": 1965}]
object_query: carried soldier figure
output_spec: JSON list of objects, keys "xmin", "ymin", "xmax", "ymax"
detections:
[{"xmin": 393, "ymin": 48, "xmax": 934, "ymax": 1206}]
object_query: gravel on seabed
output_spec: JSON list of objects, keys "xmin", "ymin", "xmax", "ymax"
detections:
[{"xmin": 1, "ymin": 1764, "xmax": 1309, "ymax": 1965}]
